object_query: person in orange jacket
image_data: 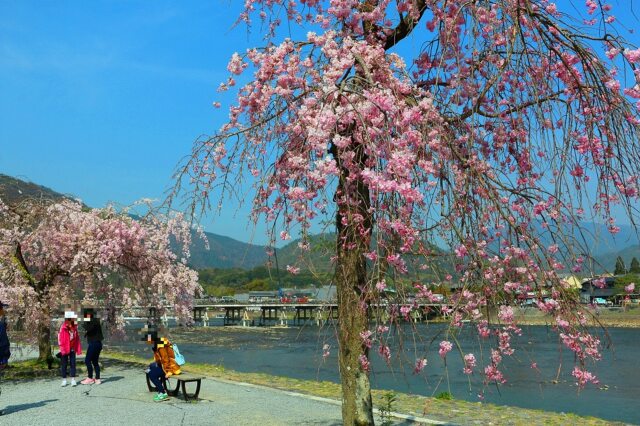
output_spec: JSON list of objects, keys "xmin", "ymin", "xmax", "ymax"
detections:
[{"xmin": 145, "ymin": 332, "xmax": 180, "ymax": 402}]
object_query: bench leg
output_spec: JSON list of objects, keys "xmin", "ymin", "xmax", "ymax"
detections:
[
  {"xmin": 181, "ymin": 380, "xmax": 202, "ymax": 402},
  {"xmin": 165, "ymin": 378, "xmax": 180, "ymax": 397},
  {"xmin": 181, "ymin": 381, "xmax": 189, "ymax": 402},
  {"xmin": 193, "ymin": 380, "xmax": 201, "ymax": 399},
  {"xmin": 145, "ymin": 373, "xmax": 155, "ymax": 392}
]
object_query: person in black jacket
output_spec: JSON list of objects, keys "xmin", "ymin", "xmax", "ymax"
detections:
[
  {"xmin": 0, "ymin": 301, "xmax": 9, "ymax": 369},
  {"xmin": 0, "ymin": 301, "xmax": 10, "ymax": 416},
  {"xmin": 80, "ymin": 308, "xmax": 103, "ymax": 385}
]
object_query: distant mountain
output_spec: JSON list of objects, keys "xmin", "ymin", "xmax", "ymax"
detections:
[
  {"xmin": 572, "ymin": 222, "xmax": 640, "ymax": 257},
  {"xmin": 593, "ymin": 245, "xmax": 640, "ymax": 274},
  {"xmin": 274, "ymin": 233, "xmax": 336, "ymax": 273},
  {"xmin": 190, "ymin": 232, "xmax": 336, "ymax": 271},
  {"xmin": 0, "ymin": 173, "xmax": 270, "ymax": 269},
  {"xmin": 0, "ymin": 173, "xmax": 73, "ymax": 205},
  {"xmin": 2, "ymin": 173, "xmax": 639, "ymax": 275},
  {"xmin": 188, "ymin": 231, "xmax": 268, "ymax": 269}
]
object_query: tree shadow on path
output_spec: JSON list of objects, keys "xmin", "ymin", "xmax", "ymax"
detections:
[
  {"xmin": 2, "ymin": 399, "xmax": 57, "ymax": 415},
  {"xmin": 97, "ymin": 375, "xmax": 125, "ymax": 383}
]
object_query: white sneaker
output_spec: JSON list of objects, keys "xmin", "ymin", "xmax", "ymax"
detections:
[
  {"xmin": 61, "ymin": 379, "xmax": 67, "ymax": 387},
  {"xmin": 71, "ymin": 379, "xmax": 77, "ymax": 387}
]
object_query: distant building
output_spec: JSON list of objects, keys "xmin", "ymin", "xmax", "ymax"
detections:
[
  {"xmin": 580, "ymin": 277, "xmax": 616, "ymax": 303},
  {"xmin": 248, "ymin": 291, "xmax": 278, "ymax": 303},
  {"xmin": 314, "ymin": 285, "xmax": 337, "ymax": 302},
  {"xmin": 560, "ymin": 274, "xmax": 584, "ymax": 289}
]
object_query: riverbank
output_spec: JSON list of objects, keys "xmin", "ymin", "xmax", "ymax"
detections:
[
  {"xmin": 65, "ymin": 351, "xmax": 640, "ymax": 425},
  {"xmin": 0, "ymin": 350, "xmax": 636, "ymax": 426},
  {"xmin": 511, "ymin": 305, "xmax": 640, "ymax": 328}
]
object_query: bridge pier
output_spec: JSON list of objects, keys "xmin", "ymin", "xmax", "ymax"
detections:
[
  {"xmin": 224, "ymin": 306, "xmax": 243, "ymax": 326},
  {"xmin": 260, "ymin": 306, "xmax": 279, "ymax": 326},
  {"xmin": 193, "ymin": 307, "xmax": 206, "ymax": 325},
  {"xmin": 278, "ymin": 310, "xmax": 288, "ymax": 327},
  {"xmin": 242, "ymin": 310, "xmax": 251, "ymax": 327},
  {"xmin": 294, "ymin": 306, "xmax": 315, "ymax": 326}
]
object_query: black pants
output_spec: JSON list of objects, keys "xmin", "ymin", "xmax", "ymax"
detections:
[
  {"xmin": 85, "ymin": 341, "xmax": 102, "ymax": 379},
  {"xmin": 61, "ymin": 350, "xmax": 76, "ymax": 378},
  {"xmin": 148, "ymin": 362, "xmax": 165, "ymax": 393}
]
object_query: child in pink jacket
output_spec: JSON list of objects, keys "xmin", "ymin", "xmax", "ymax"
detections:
[{"xmin": 58, "ymin": 311, "xmax": 82, "ymax": 387}]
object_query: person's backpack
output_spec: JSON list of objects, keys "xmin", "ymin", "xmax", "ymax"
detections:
[{"xmin": 172, "ymin": 343, "xmax": 186, "ymax": 366}]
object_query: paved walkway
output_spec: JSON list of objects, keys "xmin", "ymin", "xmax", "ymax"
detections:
[{"xmin": 0, "ymin": 359, "xmax": 432, "ymax": 425}]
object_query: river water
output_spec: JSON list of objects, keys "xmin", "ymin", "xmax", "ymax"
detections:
[{"xmin": 109, "ymin": 321, "xmax": 640, "ymax": 424}]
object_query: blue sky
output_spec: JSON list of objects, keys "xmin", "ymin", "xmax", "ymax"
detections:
[
  {"xmin": 0, "ymin": 1, "xmax": 259, "ymax": 237},
  {"xmin": 1, "ymin": 1, "xmax": 639, "ymax": 245}
]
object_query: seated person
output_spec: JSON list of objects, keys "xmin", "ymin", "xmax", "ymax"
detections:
[{"xmin": 144, "ymin": 331, "xmax": 181, "ymax": 402}]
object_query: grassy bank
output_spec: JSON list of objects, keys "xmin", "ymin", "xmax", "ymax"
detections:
[
  {"xmin": 85, "ymin": 351, "xmax": 621, "ymax": 425},
  {"xmin": 2, "ymin": 352, "xmax": 624, "ymax": 425},
  {"xmin": 511, "ymin": 305, "xmax": 640, "ymax": 328},
  {"xmin": 1, "ymin": 358, "xmax": 61, "ymax": 380}
]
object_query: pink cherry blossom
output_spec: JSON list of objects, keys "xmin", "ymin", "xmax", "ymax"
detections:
[
  {"xmin": 173, "ymin": 2, "xmax": 640, "ymax": 418},
  {"xmin": 572, "ymin": 367, "xmax": 599, "ymax": 387},
  {"xmin": 439, "ymin": 340, "xmax": 453, "ymax": 358},
  {"xmin": 463, "ymin": 353, "xmax": 476, "ymax": 374},
  {"xmin": 1, "ymin": 198, "xmax": 201, "ymax": 359},
  {"xmin": 414, "ymin": 357, "xmax": 428, "ymax": 374}
]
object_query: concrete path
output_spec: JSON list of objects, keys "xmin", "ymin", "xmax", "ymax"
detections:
[
  {"xmin": 0, "ymin": 359, "xmax": 430, "ymax": 426},
  {"xmin": 0, "ymin": 363, "xmax": 343, "ymax": 425}
]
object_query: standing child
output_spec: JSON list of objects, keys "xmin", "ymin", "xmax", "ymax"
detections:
[
  {"xmin": 80, "ymin": 308, "xmax": 103, "ymax": 385},
  {"xmin": 58, "ymin": 311, "xmax": 82, "ymax": 387}
]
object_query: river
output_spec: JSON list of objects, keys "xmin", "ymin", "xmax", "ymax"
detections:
[{"xmin": 108, "ymin": 321, "xmax": 640, "ymax": 424}]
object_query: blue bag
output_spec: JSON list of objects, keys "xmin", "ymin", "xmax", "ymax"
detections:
[{"xmin": 173, "ymin": 343, "xmax": 186, "ymax": 366}]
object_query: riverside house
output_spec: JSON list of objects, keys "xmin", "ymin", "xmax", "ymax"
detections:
[{"xmin": 580, "ymin": 276, "xmax": 616, "ymax": 303}]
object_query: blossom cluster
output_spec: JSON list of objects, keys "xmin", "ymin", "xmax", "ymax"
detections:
[
  {"xmin": 0, "ymin": 199, "xmax": 202, "ymax": 338},
  {"xmin": 177, "ymin": 0, "xmax": 640, "ymax": 394}
]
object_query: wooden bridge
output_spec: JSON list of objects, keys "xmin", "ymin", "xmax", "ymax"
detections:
[{"xmin": 190, "ymin": 302, "xmax": 449, "ymax": 327}]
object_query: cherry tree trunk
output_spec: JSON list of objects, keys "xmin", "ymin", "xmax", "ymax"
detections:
[
  {"xmin": 336, "ymin": 249, "xmax": 374, "ymax": 425},
  {"xmin": 37, "ymin": 319, "xmax": 52, "ymax": 362},
  {"xmin": 37, "ymin": 296, "xmax": 52, "ymax": 362},
  {"xmin": 335, "ymin": 145, "xmax": 374, "ymax": 425}
]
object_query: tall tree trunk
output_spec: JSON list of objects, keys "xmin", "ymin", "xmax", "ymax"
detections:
[
  {"xmin": 335, "ymin": 141, "xmax": 374, "ymax": 425},
  {"xmin": 37, "ymin": 289, "xmax": 52, "ymax": 362},
  {"xmin": 37, "ymin": 317, "xmax": 52, "ymax": 362}
]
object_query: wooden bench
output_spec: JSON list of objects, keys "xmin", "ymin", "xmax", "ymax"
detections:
[{"xmin": 145, "ymin": 372, "xmax": 203, "ymax": 401}]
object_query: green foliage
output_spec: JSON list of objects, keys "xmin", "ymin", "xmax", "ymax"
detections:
[
  {"xmin": 435, "ymin": 391, "xmax": 453, "ymax": 400},
  {"xmin": 2, "ymin": 357, "xmax": 61, "ymax": 380},
  {"xmin": 614, "ymin": 256, "xmax": 627, "ymax": 275},
  {"xmin": 613, "ymin": 274, "xmax": 640, "ymax": 294},
  {"xmin": 198, "ymin": 265, "xmax": 331, "ymax": 295},
  {"xmin": 378, "ymin": 391, "xmax": 398, "ymax": 426},
  {"xmin": 197, "ymin": 262, "xmax": 457, "ymax": 297},
  {"xmin": 630, "ymin": 257, "xmax": 640, "ymax": 274}
]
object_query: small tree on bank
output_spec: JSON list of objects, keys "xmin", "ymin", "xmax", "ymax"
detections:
[
  {"xmin": 0, "ymin": 198, "xmax": 201, "ymax": 361},
  {"xmin": 175, "ymin": 2, "xmax": 640, "ymax": 424},
  {"xmin": 629, "ymin": 257, "xmax": 640, "ymax": 274}
]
